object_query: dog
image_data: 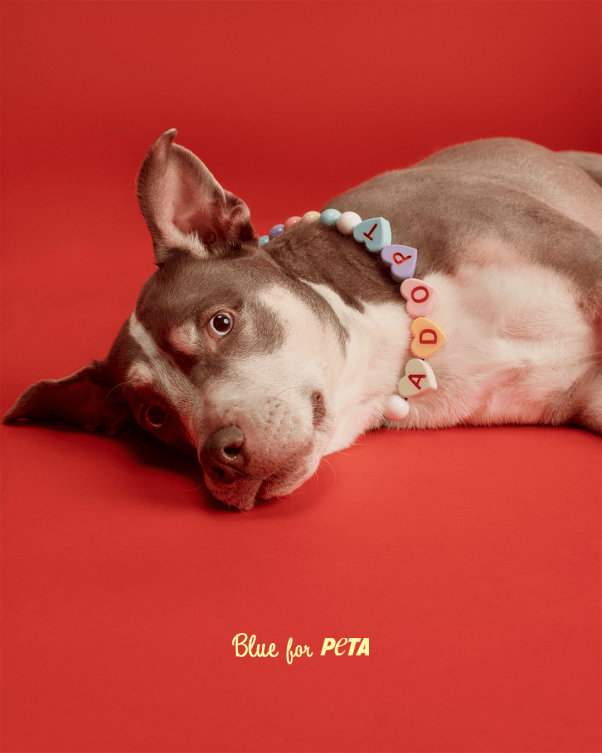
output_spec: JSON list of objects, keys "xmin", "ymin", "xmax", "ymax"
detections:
[{"xmin": 4, "ymin": 131, "xmax": 602, "ymax": 510}]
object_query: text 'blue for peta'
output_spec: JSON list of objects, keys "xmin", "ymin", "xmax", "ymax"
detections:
[{"xmin": 233, "ymin": 633, "xmax": 369, "ymax": 664}]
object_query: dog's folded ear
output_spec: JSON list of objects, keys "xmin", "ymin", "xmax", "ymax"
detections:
[
  {"xmin": 3, "ymin": 362, "xmax": 131, "ymax": 436},
  {"xmin": 137, "ymin": 129, "xmax": 255, "ymax": 264}
]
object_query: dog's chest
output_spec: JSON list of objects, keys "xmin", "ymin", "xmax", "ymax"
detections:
[
  {"xmin": 405, "ymin": 242, "xmax": 591, "ymax": 428},
  {"xmin": 316, "ymin": 236, "xmax": 592, "ymax": 434}
]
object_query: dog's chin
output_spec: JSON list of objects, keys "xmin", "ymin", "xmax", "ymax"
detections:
[
  {"xmin": 204, "ymin": 458, "xmax": 321, "ymax": 511},
  {"xmin": 204, "ymin": 476, "xmax": 263, "ymax": 511}
]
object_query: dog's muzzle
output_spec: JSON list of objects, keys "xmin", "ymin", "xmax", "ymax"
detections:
[{"xmin": 199, "ymin": 425, "xmax": 248, "ymax": 484}]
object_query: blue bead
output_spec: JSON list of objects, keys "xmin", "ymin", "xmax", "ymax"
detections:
[
  {"xmin": 320, "ymin": 208, "xmax": 342, "ymax": 226},
  {"xmin": 259, "ymin": 235, "xmax": 270, "ymax": 246},
  {"xmin": 269, "ymin": 224, "xmax": 284, "ymax": 239}
]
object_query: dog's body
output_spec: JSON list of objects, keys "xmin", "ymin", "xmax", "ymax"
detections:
[{"xmin": 5, "ymin": 133, "xmax": 602, "ymax": 509}]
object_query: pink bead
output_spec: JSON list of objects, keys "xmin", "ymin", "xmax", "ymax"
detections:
[
  {"xmin": 336, "ymin": 211, "xmax": 362, "ymax": 235},
  {"xmin": 383, "ymin": 394, "xmax": 410, "ymax": 421},
  {"xmin": 284, "ymin": 216, "xmax": 302, "ymax": 230},
  {"xmin": 400, "ymin": 278, "xmax": 438, "ymax": 318}
]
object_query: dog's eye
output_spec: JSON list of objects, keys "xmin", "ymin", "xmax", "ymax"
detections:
[
  {"xmin": 144, "ymin": 405, "xmax": 165, "ymax": 428},
  {"xmin": 209, "ymin": 312, "xmax": 234, "ymax": 338}
]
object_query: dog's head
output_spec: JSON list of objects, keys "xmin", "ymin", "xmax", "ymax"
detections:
[{"xmin": 5, "ymin": 130, "xmax": 405, "ymax": 509}]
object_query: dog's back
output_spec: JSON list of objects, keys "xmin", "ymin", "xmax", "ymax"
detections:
[{"xmin": 274, "ymin": 138, "xmax": 602, "ymax": 433}]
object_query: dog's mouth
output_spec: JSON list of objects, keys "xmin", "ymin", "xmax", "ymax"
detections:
[{"xmin": 202, "ymin": 436, "xmax": 322, "ymax": 511}]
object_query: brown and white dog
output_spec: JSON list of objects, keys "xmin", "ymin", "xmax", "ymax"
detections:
[{"xmin": 4, "ymin": 131, "xmax": 602, "ymax": 509}]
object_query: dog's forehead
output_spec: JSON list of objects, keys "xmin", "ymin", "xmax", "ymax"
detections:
[
  {"xmin": 135, "ymin": 250, "xmax": 282, "ymax": 323},
  {"xmin": 108, "ymin": 249, "xmax": 333, "ymax": 378}
]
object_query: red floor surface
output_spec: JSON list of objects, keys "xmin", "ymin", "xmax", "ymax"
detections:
[{"xmin": 2, "ymin": 3, "xmax": 601, "ymax": 752}]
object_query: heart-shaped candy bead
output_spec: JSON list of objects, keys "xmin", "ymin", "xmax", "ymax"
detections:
[
  {"xmin": 410, "ymin": 317, "xmax": 447, "ymax": 359},
  {"xmin": 352, "ymin": 218, "xmax": 392, "ymax": 253},
  {"xmin": 398, "ymin": 358, "xmax": 437, "ymax": 398},
  {"xmin": 400, "ymin": 278, "xmax": 438, "ymax": 318},
  {"xmin": 381, "ymin": 245, "xmax": 417, "ymax": 281}
]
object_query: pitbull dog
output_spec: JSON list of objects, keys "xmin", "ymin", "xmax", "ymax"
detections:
[{"xmin": 4, "ymin": 131, "xmax": 602, "ymax": 509}]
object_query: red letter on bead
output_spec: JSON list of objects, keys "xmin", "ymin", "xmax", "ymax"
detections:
[
  {"xmin": 409, "ymin": 374, "xmax": 426, "ymax": 390},
  {"xmin": 392, "ymin": 251, "xmax": 412, "ymax": 265},
  {"xmin": 419, "ymin": 329, "xmax": 437, "ymax": 344},
  {"xmin": 363, "ymin": 223, "xmax": 377, "ymax": 241},
  {"xmin": 411, "ymin": 286, "xmax": 429, "ymax": 303}
]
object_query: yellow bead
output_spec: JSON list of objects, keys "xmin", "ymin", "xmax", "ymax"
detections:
[{"xmin": 303, "ymin": 211, "xmax": 321, "ymax": 220}]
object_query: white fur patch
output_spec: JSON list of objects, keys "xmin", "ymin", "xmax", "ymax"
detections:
[
  {"xmin": 302, "ymin": 283, "xmax": 411, "ymax": 453},
  {"xmin": 127, "ymin": 361, "xmax": 153, "ymax": 386},
  {"xmin": 169, "ymin": 322, "xmax": 199, "ymax": 355},
  {"xmin": 128, "ymin": 312, "xmax": 198, "ymax": 443},
  {"xmin": 163, "ymin": 226, "xmax": 207, "ymax": 258},
  {"xmin": 399, "ymin": 238, "xmax": 596, "ymax": 429}
]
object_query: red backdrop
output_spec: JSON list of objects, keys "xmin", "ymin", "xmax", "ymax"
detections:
[{"xmin": 1, "ymin": 2, "xmax": 601, "ymax": 752}]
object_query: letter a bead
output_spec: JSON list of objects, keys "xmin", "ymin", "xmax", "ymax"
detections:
[
  {"xmin": 353, "ymin": 218, "xmax": 392, "ymax": 253},
  {"xmin": 410, "ymin": 318, "xmax": 447, "ymax": 359},
  {"xmin": 398, "ymin": 359, "xmax": 437, "ymax": 398}
]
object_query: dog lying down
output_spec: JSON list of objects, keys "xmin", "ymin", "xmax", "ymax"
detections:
[{"xmin": 4, "ymin": 132, "xmax": 602, "ymax": 510}]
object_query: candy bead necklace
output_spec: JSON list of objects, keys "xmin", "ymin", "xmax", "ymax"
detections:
[{"xmin": 259, "ymin": 210, "xmax": 446, "ymax": 421}]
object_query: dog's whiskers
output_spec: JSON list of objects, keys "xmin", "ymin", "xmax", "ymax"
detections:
[{"xmin": 106, "ymin": 380, "xmax": 131, "ymax": 399}]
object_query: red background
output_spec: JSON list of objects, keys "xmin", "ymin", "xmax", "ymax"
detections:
[{"xmin": 1, "ymin": 2, "xmax": 601, "ymax": 752}]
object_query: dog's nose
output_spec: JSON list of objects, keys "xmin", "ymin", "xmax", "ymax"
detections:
[{"xmin": 200, "ymin": 425, "xmax": 247, "ymax": 484}]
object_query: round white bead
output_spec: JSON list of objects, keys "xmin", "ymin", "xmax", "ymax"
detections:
[
  {"xmin": 336, "ymin": 211, "xmax": 362, "ymax": 235},
  {"xmin": 383, "ymin": 394, "xmax": 410, "ymax": 421}
]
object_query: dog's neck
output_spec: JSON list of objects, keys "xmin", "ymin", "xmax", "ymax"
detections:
[{"xmin": 261, "ymin": 210, "xmax": 447, "ymax": 421}]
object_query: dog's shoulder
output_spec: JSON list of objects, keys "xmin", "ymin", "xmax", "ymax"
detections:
[{"xmin": 321, "ymin": 138, "xmax": 602, "ymax": 315}]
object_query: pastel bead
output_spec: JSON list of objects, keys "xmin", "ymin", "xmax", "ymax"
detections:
[
  {"xmin": 284, "ymin": 216, "xmax": 302, "ymax": 230},
  {"xmin": 320, "ymin": 208, "xmax": 342, "ymax": 226},
  {"xmin": 336, "ymin": 211, "xmax": 362, "ymax": 235},
  {"xmin": 400, "ymin": 278, "xmax": 438, "ymax": 318},
  {"xmin": 381, "ymin": 245, "xmax": 417, "ymax": 281},
  {"xmin": 410, "ymin": 317, "xmax": 447, "ymax": 359},
  {"xmin": 303, "ymin": 211, "xmax": 321, "ymax": 220},
  {"xmin": 259, "ymin": 235, "xmax": 270, "ymax": 246},
  {"xmin": 398, "ymin": 358, "xmax": 437, "ymax": 398},
  {"xmin": 353, "ymin": 217, "xmax": 392, "ymax": 253},
  {"xmin": 269, "ymin": 224, "xmax": 284, "ymax": 239},
  {"xmin": 383, "ymin": 394, "xmax": 410, "ymax": 421}
]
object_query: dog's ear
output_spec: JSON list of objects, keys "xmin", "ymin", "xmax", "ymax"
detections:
[
  {"xmin": 137, "ymin": 129, "xmax": 255, "ymax": 264},
  {"xmin": 3, "ymin": 361, "xmax": 131, "ymax": 436}
]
